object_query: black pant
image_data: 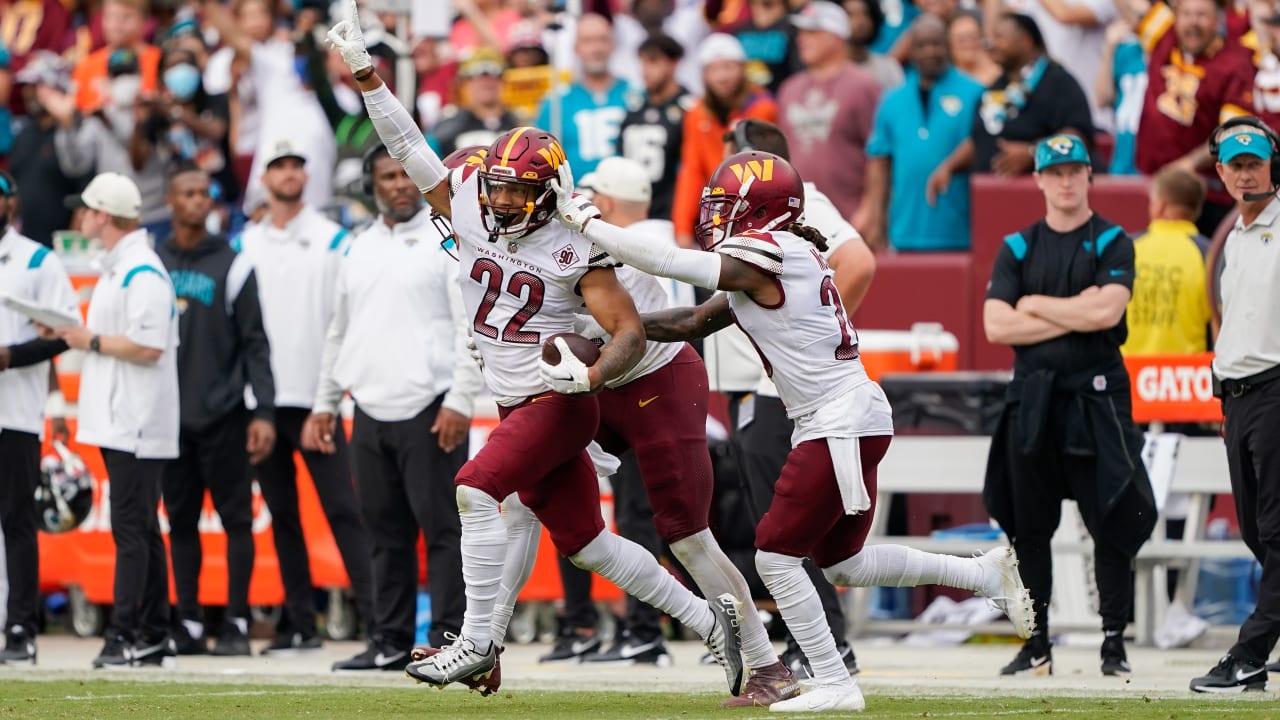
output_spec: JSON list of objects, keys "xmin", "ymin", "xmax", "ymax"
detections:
[
  {"xmin": 732, "ymin": 393, "xmax": 848, "ymax": 644},
  {"xmin": 1005, "ymin": 398, "xmax": 1137, "ymax": 641},
  {"xmin": 255, "ymin": 407, "xmax": 373, "ymax": 638},
  {"xmin": 162, "ymin": 410, "xmax": 254, "ymax": 623},
  {"xmin": 102, "ymin": 449, "xmax": 170, "ymax": 642},
  {"xmin": 556, "ymin": 451, "xmax": 664, "ymax": 639},
  {"xmin": 1224, "ymin": 379, "xmax": 1280, "ymax": 665},
  {"xmin": 351, "ymin": 399, "xmax": 466, "ymax": 649},
  {"xmin": 0, "ymin": 430, "xmax": 40, "ymax": 635}
]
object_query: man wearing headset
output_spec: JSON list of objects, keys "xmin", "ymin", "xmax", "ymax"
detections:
[
  {"xmin": 1191, "ymin": 116, "xmax": 1280, "ymax": 693},
  {"xmin": 304, "ymin": 144, "xmax": 484, "ymax": 672},
  {"xmin": 982, "ymin": 134, "xmax": 1156, "ymax": 679}
]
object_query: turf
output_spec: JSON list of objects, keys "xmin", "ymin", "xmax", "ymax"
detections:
[{"xmin": 1, "ymin": 681, "xmax": 1278, "ymax": 720}]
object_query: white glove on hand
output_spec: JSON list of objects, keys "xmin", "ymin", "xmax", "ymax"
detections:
[
  {"xmin": 465, "ymin": 335, "xmax": 483, "ymax": 370},
  {"xmin": 548, "ymin": 163, "xmax": 601, "ymax": 233},
  {"xmin": 326, "ymin": 0, "xmax": 372, "ymax": 73},
  {"xmin": 538, "ymin": 338, "xmax": 593, "ymax": 394}
]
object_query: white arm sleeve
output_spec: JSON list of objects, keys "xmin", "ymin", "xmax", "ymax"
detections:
[
  {"xmin": 582, "ymin": 219, "xmax": 722, "ymax": 290},
  {"xmin": 361, "ymin": 83, "xmax": 448, "ymax": 195}
]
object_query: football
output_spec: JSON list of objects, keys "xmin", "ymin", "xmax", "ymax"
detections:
[{"xmin": 542, "ymin": 332, "xmax": 602, "ymax": 366}]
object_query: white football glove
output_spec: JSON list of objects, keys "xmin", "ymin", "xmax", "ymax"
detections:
[
  {"xmin": 326, "ymin": 0, "xmax": 372, "ymax": 73},
  {"xmin": 548, "ymin": 163, "xmax": 601, "ymax": 233},
  {"xmin": 538, "ymin": 337, "xmax": 593, "ymax": 394},
  {"xmin": 465, "ymin": 335, "xmax": 483, "ymax": 370}
]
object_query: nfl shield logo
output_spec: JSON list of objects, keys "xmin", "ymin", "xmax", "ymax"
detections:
[
  {"xmin": 1092, "ymin": 375, "xmax": 1107, "ymax": 392},
  {"xmin": 554, "ymin": 244, "xmax": 579, "ymax": 270}
]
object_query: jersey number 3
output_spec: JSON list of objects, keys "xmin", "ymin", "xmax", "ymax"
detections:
[
  {"xmin": 819, "ymin": 276, "xmax": 858, "ymax": 361},
  {"xmin": 471, "ymin": 258, "xmax": 545, "ymax": 344}
]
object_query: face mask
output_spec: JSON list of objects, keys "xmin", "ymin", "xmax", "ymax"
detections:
[
  {"xmin": 164, "ymin": 63, "xmax": 202, "ymax": 101},
  {"xmin": 109, "ymin": 75, "xmax": 142, "ymax": 108}
]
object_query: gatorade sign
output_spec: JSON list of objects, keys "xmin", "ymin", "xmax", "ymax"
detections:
[{"xmin": 1125, "ymin": 353, "xmax": 1223, "ymax": 423}]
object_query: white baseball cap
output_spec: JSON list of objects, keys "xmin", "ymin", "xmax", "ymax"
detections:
[
  {"xmin": 590, "ymin": 157, "xmax": 652, "ymax": 204},
  {"xmin": 66, "ymin": 172, "xmax": 143, "ymax": 219},
  {"xmin": 263, "ymin": 139, "xmax": 308, "ymax": 168},
  {"xmin": 791, "ymin": 2, "xmax": 852, "ymax": 39},
  {"xmin": 698, "ymin": 33, "xmax": 747, "ymax": 67}
]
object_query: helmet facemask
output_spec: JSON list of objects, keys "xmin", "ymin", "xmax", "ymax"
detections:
[
  {"xmin": 478, "ymin": 168, "xmax": 554, "ymax": 241},
  {"xmin": 430, "ymin": 210, "xmax": 459, "ymax": 261},
  {"xmin": 695, "ymin": 175, "xmax": 757, "ymax": 251}
]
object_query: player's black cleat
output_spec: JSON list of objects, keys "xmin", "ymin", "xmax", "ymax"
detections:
[
  {"xmin": 1100, "ymin": 633, "xmax": 1131, "ymax": 676},
  {"xmin": 1000, "ymin": 639, "xmax": 1053, "ymax": 676},
  {"xmin": 585, "ymin": 630, "xmax": 672, "ymax": 666},
  {"xmin": 538, "ymin": 625, "xmax": 600, "ymax": 663},
  {"xmin": 1190, "ymin": 654, "xmax": 1268, "ymax": 693}
]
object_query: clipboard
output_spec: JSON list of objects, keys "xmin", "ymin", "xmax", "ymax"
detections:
[{"xmin": 0, "ymin": 292, "xmax": 83, "ymax": 328}]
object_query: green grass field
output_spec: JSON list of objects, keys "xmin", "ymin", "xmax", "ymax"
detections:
[{"xmin": 1, "ymin": 681, "xmax": 1278, "ymax": 720}]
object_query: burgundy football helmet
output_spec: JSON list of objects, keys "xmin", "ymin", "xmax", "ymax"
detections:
[
  {"xmin": 431, "ymin": 145, "xmax": 488, "ymax": 256},
  {"xmin": 478, "ymin": 127, "xmax": 566, "ymax": 240},
  {"xmin": 696, "ymin": 151, "xmax": 805, "ymax": 251}
]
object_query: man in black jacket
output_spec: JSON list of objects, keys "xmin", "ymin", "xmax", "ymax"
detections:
[{"xmin": 156, "ymin": 163, "xmax": 277, "ymax": 656}]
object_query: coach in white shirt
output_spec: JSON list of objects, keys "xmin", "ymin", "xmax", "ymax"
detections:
[
  {"xmin": 234, "ymin": 140, "xmax": 375, "ymax": 658},
  {"xmin": 0, "ymin": 170, "xmax": 79, "ymax": 665},
  {"xmin": 304, "ymin": 145, "xmax": 483, "ymax": 671},
  {"xmin": 56, "ymin": 172, "xmax": 180, "ymax": 669}
]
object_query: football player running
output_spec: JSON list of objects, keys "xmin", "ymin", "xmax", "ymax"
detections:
[
  {"xmin": 551, "ymin": 150, "xmax": 1037, "ymax": 713},
  {"xmin": 324, "ymin": 4, "xmax": 745, "ymax": 696}
]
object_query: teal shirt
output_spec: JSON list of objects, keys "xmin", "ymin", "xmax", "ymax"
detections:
[
  {"xmin": 867, "ymin": 67, "xmax": 983, "ymax": 251},
  {"xmin": 1108, "ymin": 40, "xmax": 1147, "ymax": 176},
  {"xmin": 535, "ymin": 80, "xmax": 633, "ymax": 176}
]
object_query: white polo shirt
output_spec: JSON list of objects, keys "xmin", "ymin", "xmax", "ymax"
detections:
[
  {"xmin": 1214, "ymin": 197, "xmax": 1280, "ymax": 379},
  {"xmin": 313, "ymin": 209, "xmax": 483, "ymax": 422},
  {"xmin": 77, "ymin": 230, "xmax": 180, "ymax": 459},
  {"xmin": 235, "ymin": 206, "xmax": 349, "ymax": 409},
  {"xmin": 0, "ymin": 228, "xmax": 79, "ymax": 436}
]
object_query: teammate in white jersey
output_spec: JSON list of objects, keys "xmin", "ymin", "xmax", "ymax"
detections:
[
  {"xmin": 325, "ymin": 4, "xmax": 744, "ymax": 696},
  {"xmin": 552, "ymin": 150, "xmax": 1038, "ymax": 713}
]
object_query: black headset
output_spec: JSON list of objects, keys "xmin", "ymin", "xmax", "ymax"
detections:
[
  {"xmin": 731, "ymin": 119, "xmax": 759, "ymax": 153},
  {"xmin": 360, "ymin": 144, "xmax": 389, "ymax": 196},
  {"xmin": 1209, "ymin": 116, "xmax": 1280, "ymax": 187}
]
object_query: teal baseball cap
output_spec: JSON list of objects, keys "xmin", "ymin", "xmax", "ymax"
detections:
[
  {"xmin": 1217, "ymin": 128, "xmax": 1271, "ymax": 163},
  {"xmin": 1034, "ymin": 134, "xmax": 1091, "ymax": 171}
]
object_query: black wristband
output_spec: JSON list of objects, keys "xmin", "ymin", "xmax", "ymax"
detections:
[
  {"xmin": 90, "ymin": 335, "xmax": 101, "ymax": 353},
  {"xmin": 354, "ymin": 66, "xmax": 374, "ymax": 81}
]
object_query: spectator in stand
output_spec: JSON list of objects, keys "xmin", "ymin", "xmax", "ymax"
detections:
[
  {"xmin": 671, "ymin": 33, "xmax": 777, "ymax": 247},
  {"xmin": 926, "ymin": 13, "xmax": 1093, "ymax": 197},
  {"xmin": 948, "ymin": 11, "xmax": 1002, "ymax": 85},
  {"xmin": 1249, "ymin": 7, "xmax": 1280, "ymax": 137},
  {"xmin": 617, "ymin": 33, "xmax": 695, "ymax": 222},
  {"xmin": 71, "ymin": 0, "xmax": 160, "ymax": 114},
  {"xmin": 1121, "ymin": 168, "xmax": 1212, "ymax": 356},
  {"xmin": 1130, "ymin": 0, "xmax": 1255, "ymax": 236},
  {"xmin": 867, "ymin": 0, "xmax": 920, "ymax": 55},
  {"xmin": 202, "ymin": 0, "xmax": 276, "ymax": 196},
  {"xmin": 9, "ymin": 53, "xmax": 86, "ymax": 247},
  {"xmin": 41, "ymin": 49, "xmax": 172, "ymax": 238},
  {"xmin": 887, "ymin": 0, "xmax": 960, "ymax": 62},
  {"xmin": 1, "ymin": 41, "xmax": 11, "ymax": 156},
  {"xmin": 450, "ymin": 0, "xmax": 523, "ymax": 54},
  {"xmin": 778, "ymin": 1, "xmax": 881, "ymax": 222},
  {"xmin": 535, "ymin": 13, "xmax": 631, "ymax": 177},
  {"xmin": 845, "ymin": 0, "xmax": 905, "ymax": 90},
  {"xmin": 732, "ymin": 0, "xmax": 804, "ymax": 93},
  {"xmin": 1096, "ymin": 19, "xmax": 1147, "ymax": 175},
  {"xmin": 0, "ymin": 0, "xmax": 76, "ymax": 115},
  {"xmin": 428, "ymin": 47, "xmax": 518, "ymax": 157},
  {"xmin": 860, "ymin": 14, "xmax": 984, "ymax": 251},
  {"xmin": 501, "ymin": 25, "xmax": 555, "ymax": 125},
  {"xmin": 611, "ymin": 0, "xmax": 710, "ymax": 94}
]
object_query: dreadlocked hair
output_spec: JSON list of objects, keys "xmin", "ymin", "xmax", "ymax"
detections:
[{"xmin": 785, "ymin": 223, "xmax": 828, "ymax": 253}]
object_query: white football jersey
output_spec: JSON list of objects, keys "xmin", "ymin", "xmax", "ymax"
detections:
[
  {"xmin": 721, "ymin": 229, "xmax": 892, "ymax": 440},
  {"xmin": 450, "ymin": 169, "xmax": 613, "ymax": 405}
]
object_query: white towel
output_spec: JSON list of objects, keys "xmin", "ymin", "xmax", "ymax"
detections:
[{"xmin": 828, "ymin": 436, "xmax": 871, "ymax": 515}]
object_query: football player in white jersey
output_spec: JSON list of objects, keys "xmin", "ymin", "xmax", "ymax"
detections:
[
  {"xmin": 325, "ymin": 6, "xmax": 746, "ymax": 696},
  {"xmin": 551, "ymin": 150, "xmax": 1038, "ymax": 713}
]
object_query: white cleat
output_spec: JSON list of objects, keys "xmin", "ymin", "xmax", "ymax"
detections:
[
  {"xmin": 704, "ymin": 593, "xmax": 746, "ymax": 696},
  {"xmin": 404, "ymin": 635, "xmax": 496, "ymax": 687},
  {"xmin": 978, "ymin": 546, "xmax": 1036, "ymax": 639},
  {"xmin": 769, "ymin": 679, "xmax": 865, "ymax": 713}
]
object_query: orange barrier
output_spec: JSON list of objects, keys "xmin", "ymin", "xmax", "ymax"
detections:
[{"xmin": 1125, "ymin": 353, "xmax": 1223, "ymax": 424}]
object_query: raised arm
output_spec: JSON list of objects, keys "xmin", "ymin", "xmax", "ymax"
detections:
[
  {"xmin": 642, "ymin": 293, "xmax": 734, "ymax": 342},
  {"xmin": 327, "ymin": 0, "xmax": 451, "ymax": 218}
]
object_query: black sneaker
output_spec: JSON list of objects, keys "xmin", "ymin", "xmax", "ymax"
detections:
[
  {"xmin": 0, "ymin": 626, "xmax": 36, "ymax": 666},
  {"xmin": 1191, "ymin": 654, "xmax": 1268, "ymax": 693},
  {"xmin": 211, "ymin": 621, "xmax": 251, "ymax": 657},
  {"xmin": 133, "ymin": 636, "xmax": 177, "ymax": 669},
  {"xmin": 173, "ymin": 625, "xmax": 208, "ymax": 656},
  {"xmin": 1000, "ymin": 640, "xmax": 1053, "ymax": 676},
  {"xmin": 538, "ymin": 627, "xmax": 600, "ymax": 663},
  {"xmin": 585, "ymin": 630, "xmax": 672, "ymax": 667},
  {"xmin": 261, "ymin": 632, "xmax": 323, "ymax": 656},
  {"xmin": 1101, "ymin": 634, "xmax": 1131, "ymax": 676},
  {"xmin": 781, "ymin": 640, "xmax": 860, "ymax": 678},
  {"xmin": 332, "ymin": 637, "xmax": 410, "ymax": 671},
  {"xmin": 1267, "ymin": 659, "xmax": 1280, "ymax": 674},
  {"xmin": 92, "ymin": 634, "xmax": 133, "ymax": 669}
]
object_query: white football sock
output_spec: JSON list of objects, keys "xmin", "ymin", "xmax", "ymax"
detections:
[
  {"xmin": 757, "ymin": 550, "xmax": 848, "ymax": 685},
  {"xmin": 822, "ymin": 544, "xmax": 990, "ymax": 593},
  {"xmin": 490, "ymin": 493, "xmax": 541, "ymax": 647},
  {"xmin": 570, "ymin": 530, "xmax": 714, "ymax": 639},
  {"xmin": 671, "ymin": 529, "xmax": 778, "ymax": 670},
  {"xmin": 457, "ymin": 485, "xmax": 507, "ymax": 652}
]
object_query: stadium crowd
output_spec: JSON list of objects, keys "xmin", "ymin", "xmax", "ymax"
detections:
[{"xmin": 0, "ymin": 0, "xmax": 1271, "ymax": 708}]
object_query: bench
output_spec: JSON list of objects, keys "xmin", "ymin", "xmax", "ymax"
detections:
[{"xmin": 853, "ymin": 435, "xmax": 1250, "ymax": 645}]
